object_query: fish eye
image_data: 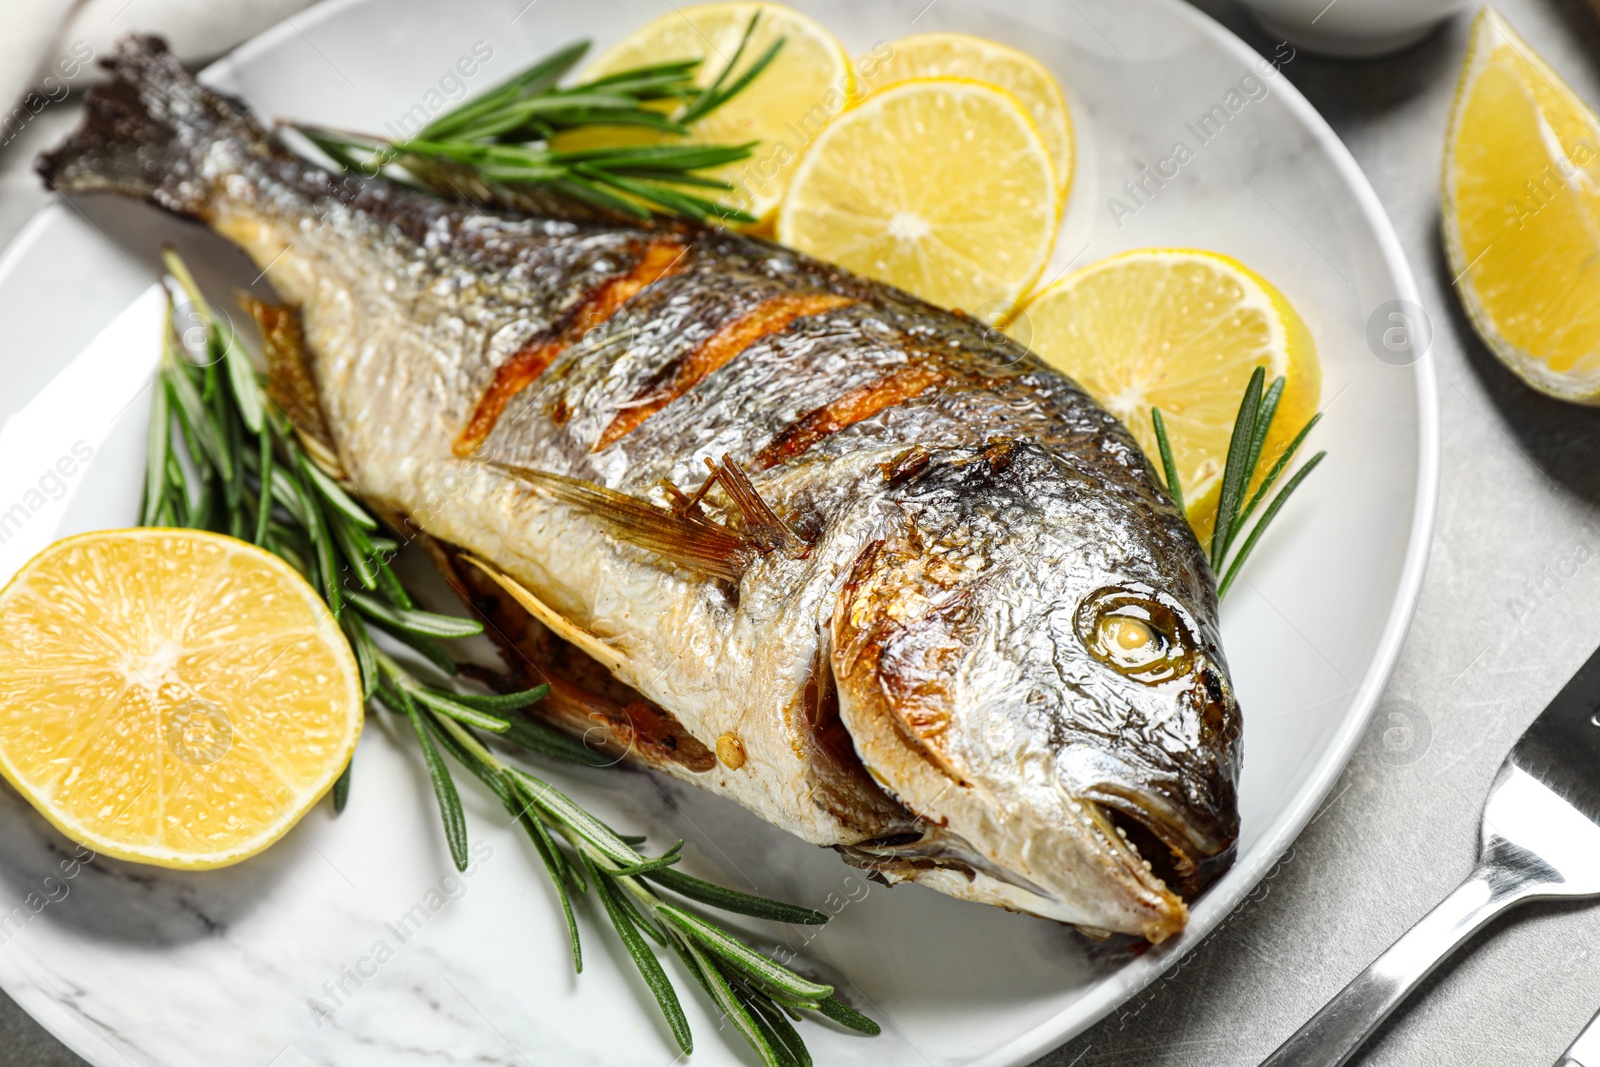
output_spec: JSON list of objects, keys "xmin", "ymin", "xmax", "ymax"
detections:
[{"xmin": 1075, "ymin": 586, "xmax": 1196, "ymax": 684}]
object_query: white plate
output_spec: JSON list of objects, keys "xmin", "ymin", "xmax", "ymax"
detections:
[{"xmin": 0, "ymin": 1, "xmax": 1436, "ymax": 1064}]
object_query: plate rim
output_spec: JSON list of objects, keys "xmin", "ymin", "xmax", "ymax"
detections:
[{"xmin": 0, "ymin": 0, "xmax": 1440, "ymax": 1063}]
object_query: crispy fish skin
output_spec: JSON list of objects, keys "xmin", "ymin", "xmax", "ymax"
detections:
[{"xmin": 40, "ymin": 37, "xmax": 1241, "ymax": 942}]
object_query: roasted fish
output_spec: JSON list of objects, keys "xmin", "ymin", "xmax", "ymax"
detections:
[{"xmin": 41, "ymin": 37, "xmax": 1241, "ymax": 942}]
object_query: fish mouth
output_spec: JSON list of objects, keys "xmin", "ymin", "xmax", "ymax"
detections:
[{"xmin": 1082, "ymin": 784, "xmax": 1237, "ymax": 901}]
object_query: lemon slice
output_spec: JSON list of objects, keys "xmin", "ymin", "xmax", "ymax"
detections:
[
  {"xmin": 563, "ymin": 2, "xmax": 853, "ymax": 224},
  {"xmin": 857, "ymin": 32, "xmax": 1074, "ymax": 196},
  {"xmin": 1444, "ymin": 9, "xmax": 1600, "ymax": 402},
  {"xmin": 1013, "ymin": 249, "xmax": 1320, "ymax": 544},
  {"xmin": 777, "ymin": 78, "xmax": 1059, "ymax": 312},
  {"xmin": 0, "ymin": 529, "xmax": 362, "ymax": 869}
]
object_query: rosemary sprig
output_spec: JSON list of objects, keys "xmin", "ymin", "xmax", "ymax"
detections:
[
  {"xmin": 295, "ymin": 16, "xmax": 782, "ymax": 223},
  {"xmin": 1151, "ymin": 366, "xmax": 1326, "ymax": 599},
  {"xmin": 142, "ymin": 252, "xmax": 875, "ymax": 1065}
]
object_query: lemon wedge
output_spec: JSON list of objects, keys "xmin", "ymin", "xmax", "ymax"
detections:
[
  {"xmin": 563, "ymin": 2, "xmax": 853, "ymax": 224},
  {"xmin": 0, "ymin": 529, "xmax": 362, "ymax": 869},
  {"xmin": 1444, "ymin": 9, "xmax": 1600, "ymax": 402},
  {"xmin": 778, "ymin": 77, "xmax": 1059, "ymax": 312},
  {"xmin": 857, "ymin": 32, "xmax": 1074, "ymax": 196},
  {"xmin": 1013, "ymin": 248, "xmax": 1320, "ymax": 544}
]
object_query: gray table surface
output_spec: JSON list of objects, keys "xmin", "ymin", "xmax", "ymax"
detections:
[{"xmin": 3, "ymin": 1, "xmax": 1600, "ymax": 1063}]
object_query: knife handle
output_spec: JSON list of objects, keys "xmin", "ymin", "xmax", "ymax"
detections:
[
  {"xmin": 1559, "ymin": 1004, "xmax": 1600, "ymax": 1067},
  {"xmin": 1260, "ymin": 864, "xmax": 1526, "ymax": 1067}
]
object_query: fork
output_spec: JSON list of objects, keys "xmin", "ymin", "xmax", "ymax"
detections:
[{"xmin": 1261, "ymin": 644, "xmax": 1600, "ymax": 1067}]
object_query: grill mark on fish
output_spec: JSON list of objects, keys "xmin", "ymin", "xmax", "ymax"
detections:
[
  {"xmin": 753, "ymin": 364, "xmax": 949, "ymax": 469},
  {"xmin": 594, "ymin": 292, "xmax": 854, "ymax": 451},
  {"xmin": 455, "ymin": 238, "xmax": 687, "ymax": 455}
]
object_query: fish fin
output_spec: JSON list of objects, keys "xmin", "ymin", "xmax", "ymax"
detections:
[
  {"xmin": 37, "ymin": 35, "xmax": 282, "ymax": 219},
  {"xmin": 488, "ymin": 462, "xmax": 750, "ymax": 581},
  {"xmin": 658, "ymin": 478, "xmax": 708, "ymax": 522},
  {"xmin": 237, "ymin": 294, "xmax": 341, "ymax": 467},
  {"xmin": 430, "ymin": 540, "xmax": 718, "ymax": 773},
  {"xmin": 708, "ymin": 454, "xmax": 807, "ymax": 556},
  {"xmin": 460, "ymin": 555, "xmax": 632, "ymax": 677}
]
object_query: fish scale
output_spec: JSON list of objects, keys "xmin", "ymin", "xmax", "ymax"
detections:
[{"xmin": 41, "ymin": 34, "xmax": 1242, "ymax": 943}]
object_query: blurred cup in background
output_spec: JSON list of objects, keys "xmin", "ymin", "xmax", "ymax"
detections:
[{"xmin": 1235, "ymin": 0, "xmax": 1468, "ymax": 58}]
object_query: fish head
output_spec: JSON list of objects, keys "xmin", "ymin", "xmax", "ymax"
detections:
[{"xmin": 830, "ymin": 439, "xmax": 1240, "ymax": 941}]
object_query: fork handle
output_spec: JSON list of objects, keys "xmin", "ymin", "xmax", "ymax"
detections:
[{"xmin": 1260, "ymin": 866, "xmax": 1523, "ymax": 1067}]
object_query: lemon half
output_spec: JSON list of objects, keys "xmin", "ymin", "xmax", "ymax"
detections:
[
  {"xmin": 778, "ymin": 77, "xmax": 1059, "ymax": 312},
  {"xmin": 0, "ymin": 529, "xmax": 362, "ymax": 869},
  {"xmin": 1013, "ymin": 248, "xmax": 1320, "ymax": 545},
  {"xmin": 1444, "ymin": 8, "xmax": 1600, "ymax": 402}
]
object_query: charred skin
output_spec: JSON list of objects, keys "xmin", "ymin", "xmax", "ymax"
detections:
[{"xmin": 40, "ymin": 37, "xmax": 1241, "ymax": 941}]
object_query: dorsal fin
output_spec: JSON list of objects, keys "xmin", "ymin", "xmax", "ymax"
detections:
[
  {"xmin": 487, "ymin": 462, "xmax": 749, "ymax": 581},
  {"xmin": 707, "ymin": 454, "xmax": 806, "ymax": 556},
  {"xmin": 486, "ymin": 458, "xmax": 808, "ymax": 580}
]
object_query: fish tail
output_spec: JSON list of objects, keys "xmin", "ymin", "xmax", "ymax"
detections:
[{"xmin": 36, "ymin": 35, "xmax": 276, "ymax": 221}]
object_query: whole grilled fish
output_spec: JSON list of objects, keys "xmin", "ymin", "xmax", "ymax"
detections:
[{"xmin": 41, "ymin": 37, "xmax": 1241, "ymax": 942}]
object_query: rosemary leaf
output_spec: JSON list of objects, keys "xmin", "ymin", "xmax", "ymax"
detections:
[
  {"xmin": 1231, "ymin": 412, "xmax": 1322, "ymax": 543},
  {"xmin": 744, "ymin": 985, "xmax": 810, "ymax": 1067},
  {"xmin": 329, "ymin": 510, "xmax": 379, "ymax": 590},
  {"xmin": 657, "ymin": 904, "xmax": 832, "ymax": 1000},
  {"xmin": 418, "ymin": 39, "xmax": 590, "ymax": 142},
  {"xmin": 509, "ymin": 792, "xmax": 583, "ymax": 973},
  {"xmin": 1241, "ymin": 375, "xmax": 1286, "ymax": 488},
  {"xmin": 585, "ymin": 854, "xmax": 693, "ymax": 1052},
  {"xmin": 221, "ymin": 321, "xmax": 265, "ymax": 435},
  {"xmin": 407, "ymin": 685, "xmax": 513, "ymax": 734},
  {"xmin": 817, "ymin": 995, "xmax": 881, "ymax": 1035},
  {"xmin": 267, "ymin": 468, "xmax": 309, "ymax": 525},
  {"xmin": 684, "ymin": 938, "xmax": 781, "ymax": 1067},
  {"xmin": 346, "ymin": 590, "xmax": 484, "ymax": 638},
  {"xmin": 504, "ymin": 768, "xmax": 642, "ymax": 869},
  {"xmin": 141, "ymin": 369, "xmax": 170, "ymax": 527},
  {"xmin": 1216, "ymin": 450, "xmax": 1326, "ymax": 599},
  {"xmin": 341, "ymin": 608, "xmax": 379, "ymax": 701},
  {"xmin": 607, "ymin": 840, "xmax": 683, "ymax": 878},
  {"xmin": 1210, "ymin": 366, "xmax": 1264, "ymax": 570},
  {"xmin": 253, "ymin": 420, "xmax": 275, "ymax": 546},
  {"xmin": 331, "ymin": 759, "xmax": 353, "ymax": 813},
  {"xmin": 644, "ymin": 868, "xmax": 829, "ymax": 925},
  {"xmin": 413, "ymin": 724, "xmax": 503, "ymax": 811},
  {"xmin": 365, "ymin": 615, "xmax": 460, "ymax": 675},
  {"xmin": 406, "ymin": 703, "xmax": 470, "ymax": 871},
  {"xmin": 1150, "ymin": 407, "xmax": 1184, "ymax": 513},
  {"xmin": 299, "ymin": 454, "xmax": 378, "ymax": 530},
  {"xmin": 500, "ymin": 715, "xmax": 614, "ymax": 767},
  {"xmin": 678, "ymin": 15, "xmax": 783, "ymax": 125},
  {"xmin": 165, "ymin": 359, "xmax": 223, "ymax": 474},
  {"xmin": 447, "ymin": 684, "xmax": 550, "ymax": 712}
]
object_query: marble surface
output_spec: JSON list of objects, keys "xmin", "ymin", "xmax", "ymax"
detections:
[{"xmin": 0, "ymin": 0, "xmax": 1591, "ymax": 1064}]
